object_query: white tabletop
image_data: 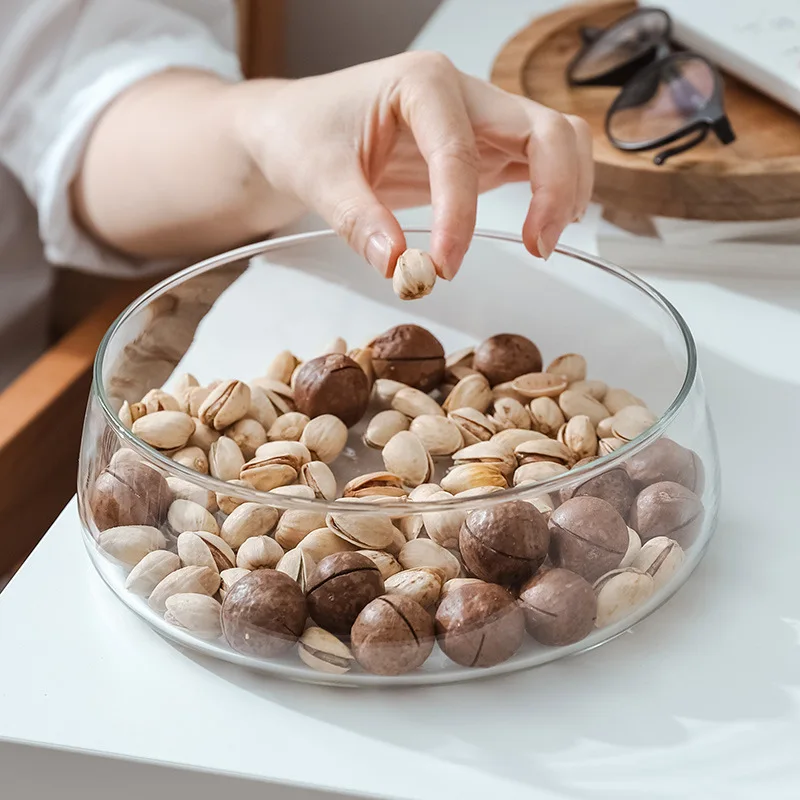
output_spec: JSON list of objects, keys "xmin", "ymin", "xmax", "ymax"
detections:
[{"xmin": 3, "ymin": 2, "xmax": 800, "ymax": 798}]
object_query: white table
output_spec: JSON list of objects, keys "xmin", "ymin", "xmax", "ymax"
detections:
[{"xmin": 3, "ymin": 2, "xmax": 800, "ymax": 798}]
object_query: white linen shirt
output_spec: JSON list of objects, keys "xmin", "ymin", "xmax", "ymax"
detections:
[{"xmin": 0, "ymin": 0, "xmax": 242, "ymax": 387}]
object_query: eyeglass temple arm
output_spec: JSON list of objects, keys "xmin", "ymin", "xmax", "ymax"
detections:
[
  {"xmin": 653, "ymin": 127, "xmax": 709, "ymax": 165},
  {"xmin": 579, "ymin": 25, "xmax": 605, "ymax": 45}
]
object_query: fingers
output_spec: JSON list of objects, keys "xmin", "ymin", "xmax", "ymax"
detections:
[
  {"xmin": 567, "ymin": 114, "xmax": 594, "ymax": 221},
  {"xmin": 307, "ymin": 151, "xmax": 407, "ymax": 277},
  {"xmin": 397, "ymin": 53, "xmax": 479, "ymax": 279}
]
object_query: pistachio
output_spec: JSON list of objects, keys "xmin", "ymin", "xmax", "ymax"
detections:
[
  {"xmin": 409, "ymin": 414, "xmax": 463, "ymax": 457},
  {"xmin": 357, "ymin": 549, "xmax": 403, "ymax": 580},
  {"xmin": 442, "ymin": 373, "xmax": 492, "ymax": 413},
  {"xmin": 546, "ymin": 353, "xmax": 587, "ymax": 383},
  {"xmin": 186, "ymin": 386, "xmax": 212, "ymax": 418},
  {"xmin": 187, "ymin": 418, "xmax": 221, "ymax": 451},
  {"xmin": 491, "ymin": 428, "xmax": 548, "ymax": 451},
  {"xmin": 399, "ymin": 539, "xmax": 460, "ymax": 581},
  {"xmin": 299, "ymin": 461, "xmax": 338, "ymax": 500},
  {"xmin": 297, "ymin": 527, "xmax": 358, "ymax": 561},
  {"xmin": 385, "ymin": 567, "xmax": 444, "ymax": 608},
  {"xmin": 393, "ymin": 248, "xmax": 437, "ymax": 300},
  {"xmin": 420, "ymin": 491, "xmax": 465, "ymax": 548},
  {"xmin": 515, "ymin": 438, "xmax": 574, "ymax": 468},
  {"xmin": 562, "ymin": 414, "xmax": 598, "ymax": 459},
  {"xmin": 298, "ymin": 626, "xmax": 355, "ymax": 674},
  {"xmin": 490, "ymin": 396, "xmax": 531, "ymax": 431},
  {"xmin": 265, "ymin": 350, "xmax": 301, "ymax": 385},
  {"xmin": 447, "ymin": 407, "xmax": 497, "ymax": 445},
  {"xmin": 275, "ymin": 548, "xmax": 316, "ymax": 591},
  {"xmin": 382, "ymin": 431, "xmax": 433, "ymax": 487},
  {"xmin": 397, "ymin": 513, "xmax": 424, "ymax": 541},
  {"xmin": 177, "ymin": 530, "xmax": 236, "ymax": 572},
  {"xmin": 388, "ymin": 523, "xmax": 409, "ymax": 556},
  {"xmin": 216, "ymin": 479, "xmax": 251, "ymax": 515},
  {"xmin": 364, "ymin": 409, "xmax": 410, "ymax": 449},
  {"xmin": 604, "ymin": 387, "xmax": 646, "ymax": 415},
  {"xmin": 511, "ymin": 372, "xmax": 568, "ymax": 399},
  {"xmin": 165, "ymin": 477, "xmax": 218, "ymax": 512},
  {"xmin": 219, "ymin": 567, "xmax": 250, "ymax": 600},
  {"xmin": 523, "ymin": 493, "xmax": 555, "ymax": 515},
  {"xmin": 268, "ymin": 412, "xmax": 310, "ymax": 443},
  {"xmin": 453, "ymin": 441, "xmax": 517, "ymax": 479},
  {"xmin": 321, "ymin": 336, "xmax": 348, "ymax": 356},
  {"xmin": 247, "ymin": 385, "xmax": 279, "ymax": 430},
  {"xmin": 407, "ymin": 483, "xmax": 444, "ymax": 502},
  {"xmin": 132, "ymin": 410, "xmax": 194, "ymax": 450},
  {"xmin": 173, "ymin": 373, "xmax": 200, "ymax": 396},
  {"xmin": 274, "ymin": 510, "xmax": 328, "ymax": 550},
  {"xmin": 569, "ymin": 379, "xmax": 608, "ymax": 401},
  {"xmin": 199, "ymin": 379, "xmax": 251, "ymax": 430},
  {"xmin": 269, "ymin": 484, "xmax": 316, "ymax": 501},
  {"xmin": 254, "ymin": 440, "xmax": 311, "ymax": 468},
  {"xmin": 445, "ymin": 346, "xmax": 474, "ymax": 371},
  {"xmin": 452, "ymin": 485, "xmax": 506, "ymax": 500},
  {"xmin": 529, "ymin": 396, "xmax": 566, "ymax": 437},
  {"xmin": 441, "ymin": 463, "xmax": 507, "ymax": 494},
  {"xmin": 250, "ymin": 378, "xmax": 295, "ymax": 414},
  {"xmin": 299, "ymin": 414, "xmax": 348, "ymax": 463},
  {"xmin": 599, "ymin": 437, "xmax": 626, "ymax": 455},
  {"xmin": 558, "ymin": 390, "xmax": 609, "ymax": 427},
  {"xmin": 326, "ymin": 511, "xmax": 396, "ymax": 549},
  {"xmin": 142, "ymin": 388, "xmax": 181, "ymax": 414},
  {"xmin": 611, "ymin": 405, "xmax": 658, "ymax": 441},
  {"xmin": 236, "ymin": 535, "xmax": 284, "ymax": 570},
  {"xmin": 164, "ymin": 593, "xmax": 223, "ymax": 639},
  {"xmin": 209, "ymin": 436, "xmax": 245, "ymax": 481},
  {"xmin": 491, "ymin": 381, "xmax": 527, "ymax": 403},
  {"xmin": 98, "ymin": 525, "xmax": 166, "ymax": 566},
  {"xmin": 168, "ymin": 499, "xmax": 219, "ymax": 535},
  {"xmin": 593, "ymin": 568, "xmax": 654, "ymax": 627},
  {"xmin": 171, "ymin": 446, "xmax": 209, "ymax": 474},
  {"xmin": 391, "ymin": 386, "xmax": 445, "ymax": 419},
  {"xmin": 348, "ymin": 348, "xmax": 375, "ymax": 387},
  {"xmin": 240, "ymin": 457, "xmax": 298, "ymax": 492},
  {"xmin": 596, "ymin": 417, "xmax": 615, "ymax": 438},
  {"xmin": 125, "ymin": 549, "xmax": 181, "ymax": 596},
  {"xmin": 620, "ymin": 526, "xmax": 643, "ymax": 569},
  {"xmin": 225, "ymin": 418, "xmax": 267, "ymax": 460},
  {"xmin": 631, "ymin": 536, "xmax": 685, "ymax": 589},
  {"xmin": 220, "ymin": 502, "xmax": 279, "ymax": 549},
  {"xmin": 373, "ymin": 378, "xmax": 407, "ymax": 408},
  {"xmin": 148, "ymin": 565, "xmax": 220, "ymax": 614},
  {"xmin": 118, "ymin": 401, "xmax": 134, "ymax": 429},
  {"xmin": 512, "ymin": 461, "xmax": 568, "ymax": 486},
  {"xmin": 342, "ymin": 472, "xmax": 406, "ymax": 498}
]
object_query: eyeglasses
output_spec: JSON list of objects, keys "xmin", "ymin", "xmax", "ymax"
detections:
[{"xmin": 566, "ymin": 7, "xmax": 736, "ymax": 165}]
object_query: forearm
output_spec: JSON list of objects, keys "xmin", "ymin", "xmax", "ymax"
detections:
[{"xmin": 72, "ymin": 70, "xmax": 306, "ymax": 261}]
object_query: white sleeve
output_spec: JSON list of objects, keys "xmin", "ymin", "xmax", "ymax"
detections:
[{"xmin": 0, "ymin": 0, "xmax": 243, "ymax": 276}]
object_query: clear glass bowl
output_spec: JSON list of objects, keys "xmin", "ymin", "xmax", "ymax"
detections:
[{"xmin": 77, "ymin": 229, "xmax": 720, "ymax": 686}]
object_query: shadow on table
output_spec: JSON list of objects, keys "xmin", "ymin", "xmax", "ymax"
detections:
[{"xmin": 183, "ymin": 344, "xmax": 799, "ymax": 798}]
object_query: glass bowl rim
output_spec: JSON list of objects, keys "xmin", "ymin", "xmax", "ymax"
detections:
[{"xmin": 92, "ymin": 227, "xmax": 698, "ymax": 516}]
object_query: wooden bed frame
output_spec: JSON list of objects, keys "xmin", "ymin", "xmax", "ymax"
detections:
[{"xmin": 0, "ymin": 0, "xmax": 284, "ymax": 576}]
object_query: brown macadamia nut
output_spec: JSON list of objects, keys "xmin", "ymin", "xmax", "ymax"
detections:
[
  {"xmin": 351, "ymin": 595, "xmax": 435, "ymax": 675},
  {"xmin": 293, "ymin": 354, "xmax": 370, "ymax": 427},
  {"xmin": 519, "ymin": 567, "xmax": 596, "ymax": 646},
  {"xmin": 560, "ymin": 466, "xmax": 637, "ymax": 519},
  {"xmin": 459, "ymin": 500, "xmax": 549, "ymax": 585},
  {"xmin": 307, "ymin": 552, "xmax": 384, "ymax": 635},
  {"xmin": 629, "ymin": 481, "xmax": 704, "ymax": 547},
  {"xmin": 625, "ymin": 438, "xmax": 704, "ymax": 493},
  {"xmin": 368, "ymin": 324, "xmax": 445, "ymax": 392},
  {"xmin": 472, "ymin": 334, "xmax": 542, "ymax": 386},
  {"xmin": 435, "ymin": 582, "xmax": 524, "ymax": 667}
]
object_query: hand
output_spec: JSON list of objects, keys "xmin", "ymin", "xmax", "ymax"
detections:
[{"xmin": 233, "ymin": 51, "xmax": 594, "ymax": 280}]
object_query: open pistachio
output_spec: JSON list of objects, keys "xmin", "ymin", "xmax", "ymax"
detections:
[
  {"xmin": 631, "ymin": 536, "xmax": 685, "ymax": 589},
  {"xmin": 569, "ymin": 379, "xmax": 608, "ymax": 401},
  {"xmin": 171, "ymin": 446, "xmax": 209, "ymax": 474},
  {"xmin": 186, "ymin": 387, "xmax": 212, "ymax": 418},
  {"xmin": 491, "ymin": 428, "xmax": 548, "ymax": 451},
  {"xmin": 269, "ymin": 484, "xmax": 316, "ymax": 501},
  {"xmin": 441, "ymin": 463, "xmax": 507, "ymax": 494},
  {"xmin": 275, "ymin": 510, "xmax": 328, "ymax": 549},
  {"xmin": 599, "ymin": 437, "xmax": 626, "ymax": 455},
  {"xmin": 558, "ymin": 390, "xmax": 609, "ymax": 427},
  {"xmin": 491, "ymin": 381, "xmax": 527, "ymax": 403},
  {"xmin": 250, "ymin": 378, "xmax": 295, "ymax": 414},
  {"xmin": 298, "ymin": 626, "xmax": 355, "ymax": 675},
  {"xmin": 215, "ymin": 479, "xmax": 251, "ymax": 515},
  {"xmin": 620, "ymin": 526, "xmax": 643, "ymax": 568},
  {"xmin": 276, "ymin": 548, "xmax": 316, "ymax": 591},
  {"xmin": 265, "ymin": 350, "xmax": 301, "ymax": 385},
  {"xmin": 268, "ymin": 412, "xmax": 310, "ymax": 443},
  {"xmin": 219, "ymin": 567, "xmax": 250, "ymax": 600},
  {"xmin": 409, "ymin": 415, "xmax": 464, "ymax": 457},
  {"xmin": 300, "ymin": 414, "xmax": 349, "ymax": 463},
  {"xmin": 420, "ymin": 491, "xmax": 465, "ymax": 548},
  {"xmin": 326, "ymin": 511, "xmax": 396, "ymax": 549},
  {"xmin": 149, "ymin": 565, "xmax": 220, "ymax": 614},
  {"xmin": 515, "ymin": 438, "xmax": 574, "ymax": 468},
  {"xmin": 596, "ymin": 417, "xmax": 615, "ymax": 438},
  {"xmin": 512, "ymin": 461, "xmax": 568, "ymax": 486},
  {"xmin": 125, "ymin": 549, "xmax": 181, "ymax": 596},
  {"xmin": 453, "ymin": 441, "xmax": 516, "ymax": 478},
  {"xmin": 220, "ymin": 502, "xmax": 279, "ymax": 549},
  {"xmin": 392, "ymin": 248, "xmax": 437, "ymax": 300},
  {"xmin": 373, "ymin": 378, "xmax": 406, "ymax": 408},
  {"xmin": 168, "ymin": 499, "xmax": 219, "ymax": 535},
  {"xmin": 297, "ymin": 527, "xmax": 358, "ymax": 562},
  {"xmin": 141, "ymin": 388, "xmax": 180, "ymax": 414},
  {"xmin": 385, "ymin": 567, "xmax": 444, "ymax": 609},
  {"xmin": 299, "ymin": 461, "xmax": 338, "ymax": 501},
  {"xmin": 343, "ymin": 472, "xmax": 406, "ymax": 499},
  {"xmin": 511, "ymin": 372, "xmax": 568, "ymax": 399},
  {"xmin": 490, "ymin": 397, "xmax": 531, "ymax": 431},
  {"xmin": 447, "ymin": 407, "xmax": 497, "ymax": 446},
  {"xmin": 348, "ymin": 347, "xmax": 375, "ymax": 387},
  {"xmin": 254, "ymin": 440, "xmax": 311, "ymax": 468},
  {"xmin": 562, "ymin": 414, "xmax": 598, "ymax": 459},
  {"xmin": 177, "ymin": 530, "xmax": 236, "ymax": 573},
  {"xmin": 445, "ymin": 346, "xmax": 474, "ymax": 372},
  {"xmin": 236, "ymin": 535, "xmax": 284, "ymax": 570},
  {"xmin": 166, "ymin": 477, "xmax": 218, "ymax": 512},
  {"xmin": 611, "ymin": 405, "xmax": 658, "ymax": 441},
  {"xmin": 357, "ymin": 549, "xmax": 403, "ymax": 580},
  {"xmin": 442, "ymin": 373, "xmax": 492, "ymax": 414},
  {"xmin": 187, "ymin": 418, "xmax": 220, "ymax": 452},
  {"xmin": 247, "ymin": 385, "xmax": 279, "ymax": 430},
  {"xmin": 546, "ymin": 353, "xmax": 587, "ymax": 383},
  {"xmin": 209, "ymin": 436, "xmax": 245, "ymax": 482},
  {"xmin": 407, "ymin": 483, "xmax": 443, "ymax": 501},
  {"xmin": 364, "ymin": 409, "xmax": 410, "ymax": 449},
  {"xmin": 98, "ymin": 525, "xmax": 166, "ymax": 566},
  {"xmin": 164, "ymin": 593, "xmax": 223, "ymax": 640},
  {"xmin": 399, "ymin": 539, "xmax": 460, "ymax": 581},
  {"xmin": 382, "ymin": 431, "xmax": 433, "ymax": 488},
  {"xmin": 240, "ymin": 456, "xmax": 298, "ymax": 492},
  {"xmin": 391, "ymin": 386, "xmax": 445, "ymax": 419},
  {"xmin": 593, "ymin": 567, "xmax": 654, "ymax": 627},
  {"xmin": 604, "ymin": 387, "xmax": 646, "ymax": 415},
  {"xmin": 132, "ymin": 410, "xmax": 194, "ymax": 450},
  {"xmin": 529, "ymin": 396, "xmax": 566, "ymax": 437},
  {"xmin": 199, "ymin": 379, "xmax": 251, "ymax": 430},
  {"xmin": 225, "ymin": 418, "xmax": 267, "ymax": 460}
]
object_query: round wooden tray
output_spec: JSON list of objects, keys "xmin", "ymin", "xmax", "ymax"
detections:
[{"xmin": 491, "ymin": 0, "xmax": 800, "ymax": 221}]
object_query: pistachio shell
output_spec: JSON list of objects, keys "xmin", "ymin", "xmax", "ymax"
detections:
[
  {"xmin": 356, "ymin": 549, "xmax": 403, "ymax": 580},
  {"xmin": 409, "ymin": 414, "xmax": 464, "ymax": 457},
  {"xmin": 199, "ymin": 379, "xmax": 251, "ymax": 430},
  {"xmin": 398, "ymin": 539, "xmax": 460, "ymax": 581},
  {"xmin": 164, "ymin": 593, "xmax": 223, "ymax": 639},
  {"xmin": 300, "ymin": 414, "xmax": 349, "ymax": 463},
  {"xmin": 546, "ymin": 353, "xmax": 587, "ymax": 383},
  {"xmin": 384, "ymin": 567, "xmax": 444, "ymax": 608},
  {"xmin": 177, "ymin": 530, "xmax": 236, "ymax": 572},
  {"xmin": 392, "ymin": 249, "xmax": 437, "ymax": 300},
  {"xmin": 125, "ymin": 549, "xmax": 181, "ymax": 596},
  {"xmin": 132, "ymin": 411, "xmax": 194, "ymax": 450},
  {"xmin": 391, "ymin": 386, "xmax": 445, "ymax": 419},
  {"xmin": 268, "ymin": 412, "xmax": 310, "ymax": 442},
  {"xmin": 442, "ymin": 373, "xmax": 492, "ymax": 413},
  {"xmin": 511, "ymin": 372, "xmax": 568, "ymax": 399},
  {"xmin": 98, "ymin": 525, "xmax": 166, "ymax": 566},
  {"xmin": 364, "ymin": 409, "xmax": 410, "ymax": 449},
  {"xmin": 447, "ymin": 407, "xmax": 497, "ymax": 446},
  {"xmin": 209, "ymin": 436, "xmax": 245, "ymax": 481},
  {"xmin": 382, "ymin": 430, "xmax": 433, "ymax": 488},
  {"xmin": 274, "ymin": 510, "xmax": 327, "ymax": 550},
  {"xmin": 599, "ymin": 437, "xmax": 626, "ymax": 455},
  {"xmin": 299, "ymin": 626, "xmax": 354, "ymax": 674},
  {"xmin": 558, "ymin": 390, "xmax": 609, "ymax": 427},
  {"xmin": 604, "ymin": 387, "xmax": 647, "ymax": 415},
  {"xmin": 275, "ymin": 548, "xmax": 317, "ymax": 591},
  {"xmin": 220, "ymin": 502, "xmax": 279, "ymax": 549},
  {"xmin": 299, "ymin": 461, "xmax": 338, "ymax": 500},
  {"xmin": 148, "ymin": 565, "xmax": 220, "ymax": 614},
  {"xmin": 168, "ymin": 499, "xmax": 219, "ymax": 536},
  {"xmin": 326, "ymin": 511, "xmax": 396, "ymax": 549},
  {"xmin": 611, "ymin": 405, "xmax": 658, "ymax": 441},
  {"xmin": 440, "ymin": 463, "xmax": 507, "ymax": 494},
  {"xmin": 236, "ymin": 535, "xmax": 284, "ymax": 570}
]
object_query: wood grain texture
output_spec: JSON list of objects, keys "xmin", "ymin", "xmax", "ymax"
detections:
[{"xmin": 491, "ymin": 0, "xmax": 800, "ymax": 221}]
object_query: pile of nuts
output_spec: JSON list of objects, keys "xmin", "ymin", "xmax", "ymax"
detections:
[{"xmin": 91, "ymin": 308, "xmax": 704, "ymax": 677}]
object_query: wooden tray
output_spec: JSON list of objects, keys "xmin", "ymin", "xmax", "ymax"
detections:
[{"xmin": 491, "ymin": 0, "xmax": 800, "ymax": 221}]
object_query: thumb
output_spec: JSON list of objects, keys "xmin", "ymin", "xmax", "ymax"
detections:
[{"xmin": 310, "ymin": 160, "xmax": 407, "ymax": 277}]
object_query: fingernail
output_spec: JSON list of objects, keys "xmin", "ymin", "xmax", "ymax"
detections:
[
  {"xmin": 365, "ymin": 234, "xmax": 391, "ymax": 276},
  {"xmin": 537, "ymin": 225, "xmax": 560, "ymax": 260}
]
